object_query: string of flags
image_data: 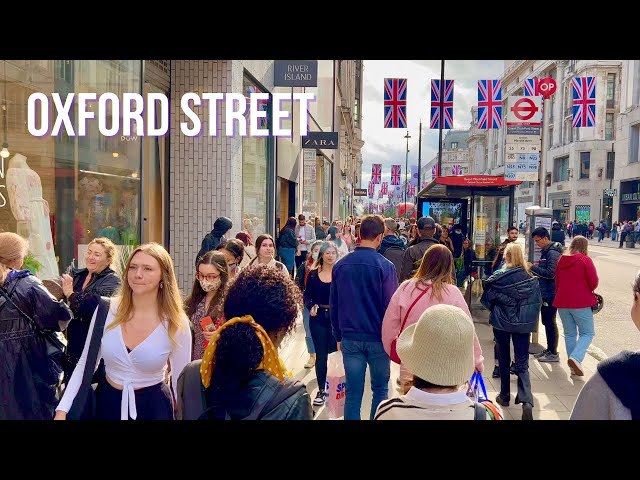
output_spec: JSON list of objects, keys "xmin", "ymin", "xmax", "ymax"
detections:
[{"xmin": 383, "ymin": 76, "xmax": 596, "ymax": 130}]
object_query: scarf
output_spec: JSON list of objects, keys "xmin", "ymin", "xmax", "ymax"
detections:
[{"xmin": 200, "ymin": 315, "xmax": 288, "ymax": 388}]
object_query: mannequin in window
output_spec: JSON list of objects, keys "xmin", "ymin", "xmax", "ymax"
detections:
[{"xmin": 6, "ymin": 153, "xmax": 59, "ymax": 279}]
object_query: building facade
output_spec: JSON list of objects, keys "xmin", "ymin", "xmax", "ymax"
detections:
[
  {"xmin": 0, "ymin": 59, "xmax": 363, "ymax": 292},
  {"xmin": 420, "ymin": 129, "xmax": 471, "ymax": 184}
]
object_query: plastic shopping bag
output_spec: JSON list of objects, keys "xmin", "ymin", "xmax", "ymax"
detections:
[
  {"xmin": 466, "ymin": 371, "xmax": 503, "ymax": 420},
  {"xmin": 325, "ymin": 351, "xmax": 346, "ymax": 419}
]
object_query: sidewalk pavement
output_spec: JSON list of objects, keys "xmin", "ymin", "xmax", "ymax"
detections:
[
  {"xmin": 586, "ymin": 235, "xmax": 640, "ymax": 251},
  {"xmin": 280, "ymin": 306, "xmax": 597, "ymax": 420}
]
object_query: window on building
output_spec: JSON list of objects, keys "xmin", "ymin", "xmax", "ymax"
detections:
[
  {"xmin": 554, "ymin": 156, "xmax": 569, "ymax": 182},
  {"xmin": 606, "ymin": 151, "xmax": 615, "ymax": 179},
  {"xmin": 579, "ymin": 152, "xmax": 590, "ymax": 179},
  {"xmin": 451, "ymin": 142, "xmax": 458, "ymax": 149},
  {"xmin": 631, "ymin": 124, "xmax": 640, "ymax": 163},
  {"xmin": 605, "ymin": 113, "xmax": 615, "ymax": 140},
  {"xmin": 607, "ymin": 73, "xmax": 616, "ymax": 109}
]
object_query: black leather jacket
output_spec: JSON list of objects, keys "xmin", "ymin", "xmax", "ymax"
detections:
[
  {"xmin": 481, "ymin": 266, "xmax": 542, "ymax": 334},
  {"xmin": 0, "ymin": 269, "xmax": 73, "ymax": 420},
  {"xmin": 65, "ymin": 267, "xmax": 120, "ymax": 366},
  {"xmin": 177, "ymin": 362, "xmax": 313, "ymax": 420}
]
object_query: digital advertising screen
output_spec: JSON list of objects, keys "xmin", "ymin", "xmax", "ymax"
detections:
[{"xmin": 420, "ymin": 200, "xmax": 467, "ymax": 228}]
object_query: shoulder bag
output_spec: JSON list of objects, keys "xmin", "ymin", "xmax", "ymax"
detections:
[
  {"xmin": 67, "ymin": 297, "xmax": 111, "ymax": 420},
  {"xmin": 389, "ymin": 284, "xmax": 432, "ymax": 364}
]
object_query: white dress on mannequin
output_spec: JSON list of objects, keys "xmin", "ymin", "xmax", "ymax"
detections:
[{"xmin": 6, "ymin": 153, "xmax": 59, "ymax": 279}]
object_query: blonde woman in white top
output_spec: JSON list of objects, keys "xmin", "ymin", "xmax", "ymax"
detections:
[{"xmin": 54, "ymin": 243, "xmax": 191, "ymax": 420}]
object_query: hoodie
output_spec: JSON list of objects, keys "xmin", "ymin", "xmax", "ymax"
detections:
[
  {"xmin": 378, "ymin": 234, "xmax": 406, "ymax": 256},
  {"xmin": 570, "ymin": 351, "xmax": 640, "ymax": 420},
  {"xmin": 553, "ymin": 253, "xmax": 599, "ymax": 309},
  {"xmin": 551, "ymin": 222, "xmax": 566, "ymax": 246},
  {"xmin": 197, "ymin": 217, "xmax": 233, "ymax": 264}
]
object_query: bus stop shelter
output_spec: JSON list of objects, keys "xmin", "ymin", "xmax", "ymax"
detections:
[{"xmin": 416, "ymin": 175, "xmax": 522, "ymax": 310}]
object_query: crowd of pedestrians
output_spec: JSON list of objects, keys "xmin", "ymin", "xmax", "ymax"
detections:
[{"xmin": 2, "ymin": 208, "xmax": 638, "ymax": 421}]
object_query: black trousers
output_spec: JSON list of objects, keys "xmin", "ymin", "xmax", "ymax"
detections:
[
  {"xmin": 541, "ymin": 301, "xmax": 559, "ymax": 354},
  {"xmin": 95, "ymin": 380, "xmax": 174, "ymax": 420},
  {"xmin": 309, "ymin": 308, "xmax": 337, "ymax": 393},
  {"xmin": 295, "ymin": 252, "xmax": 307, "ymax": 269},
  {"xmin": 494, "ymin": 328, "xmax": 533, "ymax": 405}
]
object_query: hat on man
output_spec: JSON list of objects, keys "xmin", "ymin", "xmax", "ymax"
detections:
[
  {"xmin": 396, "ymin": 304, "xmax": 475, "ymax": 386},
  {"xmin": 417, "ymin": 216, "xmax": 436, "ymax": 230}
]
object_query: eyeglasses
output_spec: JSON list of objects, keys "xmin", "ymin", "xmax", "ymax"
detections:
[{"xmin": 196, "ymin": 273, "xmax": 220, "ymax": 281}]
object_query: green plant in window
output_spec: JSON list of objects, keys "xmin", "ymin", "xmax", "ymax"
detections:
[{"xmin": 22, "ymin": 253, "xmax": 43, "ymax": 275}]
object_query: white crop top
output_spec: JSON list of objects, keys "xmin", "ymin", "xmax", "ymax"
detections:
[{"xmin": 57, "ymin": 298, "xmax": 192, "ymax": 420}]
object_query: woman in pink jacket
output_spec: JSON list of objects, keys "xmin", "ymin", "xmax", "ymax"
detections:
[
  {"xmin": 382, "ymin": 244, "xmax": 484, "ymax": 393},
  {"xmin": 553, "ymin": 235, "xmax": 599, "ymax": 376}
]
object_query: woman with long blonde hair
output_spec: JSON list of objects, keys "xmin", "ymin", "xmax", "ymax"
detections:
[
  {"xmin": 553, "ymin": 235, "xmax": 599, "ymax": 377},
  {"xmin": 55, "ymin": 242, "xmax": 191, "ymax": 420},
  {"xmin": 481, "ymin": 243, "xmax": 542, "ymax": 420},
  {"xmin": 382, "ymin": 244, "xmax": 485, "ymax": 393}
]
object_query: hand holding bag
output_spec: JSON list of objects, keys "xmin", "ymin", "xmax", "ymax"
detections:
[
  {"xmin": 67, "ymin": 297, "xmax": 111, "ymax": 420},
  {"xmin": 467, "ymin": 371, "xmax": 503, "ymax": 420},
  {"xmin": 389, "ymin": 285, "xmax": 431, "ymax": 364},
  {"xmin": 325, "ymin": 351, "xmax": 346, "ymax": 419}
]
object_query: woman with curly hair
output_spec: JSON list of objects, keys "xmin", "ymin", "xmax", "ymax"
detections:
[{"xmin": 177, "ymin": 264, "xmax": 313, "ymax": 420}]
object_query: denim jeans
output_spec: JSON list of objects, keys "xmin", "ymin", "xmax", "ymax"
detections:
[
  {"xmin": 302, "ymin": 307, "xmax": 315, "ymax": 354},
  {"xmin": 558, "ymin": 307, "xmax": 594, "ymax": 363},
  {"xmin": 278, "ymin": 247, "xmax": 296, "ymax": 275},
  {"xmin": 341, "ymin": 339, "xmax": 390, "ymax": 420}
]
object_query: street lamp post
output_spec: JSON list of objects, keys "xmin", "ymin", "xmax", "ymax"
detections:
[{"xmin": 404, "ymin": 130, "xmax": 411, "ymax": 217}]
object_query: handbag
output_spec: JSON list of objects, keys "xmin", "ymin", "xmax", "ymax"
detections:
[
  {"xmin": 67, "ymin": 297, "xmax": 111, "ymax": 420},
  {"xmin": 592, "ymin": 292, "xmax": 604, "ymax": 314},
  {"xmin": 0, "ymin": 284, "xmax": 67, "ymax": 392},
  {"xmin": 467, "ymin": 371, "xmax": 503, "ymax": 420},
  {"xmin": 389, "ymin": 284, "xmax": 431, "ymax": 364}
]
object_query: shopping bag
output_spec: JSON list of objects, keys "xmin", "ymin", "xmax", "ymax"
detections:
[
  {"xmin": 466, "ymin": 371, "xmax": 503, "ymax": 420},
  {"xmin": 325, "ymin": 351, "xmax": 346, "ymax": 419}
]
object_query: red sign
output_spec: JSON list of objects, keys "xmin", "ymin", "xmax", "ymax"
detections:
[
  {"xmin": 510, "ymin": 98, "xmax": 538, "ymax": 121},
  {"xmin": 435, "ymin": 175, "xmax": 521, "ymax": 187},
  {"xmin": 538, "ymin": 78, "xmax": 557, "ymax": 99}
]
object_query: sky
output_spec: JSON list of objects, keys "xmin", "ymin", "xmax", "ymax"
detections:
[{"xmin": 360, "ymin": 60, "xmax": 506, "ymax": 187}]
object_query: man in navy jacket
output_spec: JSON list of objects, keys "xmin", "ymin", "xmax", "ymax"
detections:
[{"xmin": 330, "ymin": 214, "xmax": 398, "ymax": 420}]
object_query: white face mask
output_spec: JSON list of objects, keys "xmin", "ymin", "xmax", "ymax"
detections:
[
  {"xmin": 311, "ymin": 252, "xmax": 319, "ymax": 260},
  {"xmin": 199, "ymin": 278, "xmax": 221, "ymax": 292}
]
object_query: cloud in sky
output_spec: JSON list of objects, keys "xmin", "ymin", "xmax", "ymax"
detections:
[{"xmin": 360, "ymin": 60, "xmax": 506, "ymax": 186}]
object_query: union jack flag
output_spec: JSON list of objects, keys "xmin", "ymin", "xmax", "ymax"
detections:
[
  {"xmin": 368, "ymin": 182, "xmax": 374, "ymax": 198},
  {"xmin": 430, "ymin": 79, "xmax": 454, "ymax": 129},
  {"xmin": 378, "ymin": 190, "xmax": 384, "ymax": 199},
  {"xmin": 245, "ymin": 84, "xmax": 269, "ymax": 129},
  {"xmin": 452, "ymin": 164, "xmax": 463, "ymax": 175},
  {"xmin": 391, "ymin": 164, "xmax": 401, "ymax": 185},
  {"xmin": 381, "ymin": 182, "xmax": 388, "ymax": 195},
  {"xmin": 477, "ymin": 80, "xmax": 502, "ymax": 129},
  {"xmin": 407, "ymin": 184, "xmax": 415, "ymax": 196},
  {"xmin": 384, "ymin": 78, "xmax": 407, "ymax": 128},
  {"xmin": 524, "ymin": 78, "xmax": 540, "ymax": 97},
  {"xmin": 371, "ymin": 163, "xmax": 382, "ymax": 184},
  {"xmin": 431, "ymin": 164, "xmax": 438, "ymax": 180},
  {"xmin": 572, "ymin": 77, "xmax": 596, "ymax": 128}
]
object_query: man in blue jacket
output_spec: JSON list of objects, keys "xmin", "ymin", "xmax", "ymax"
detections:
[{"xmin": 330, "ymin": 214, "xmax": 399, "ymax": 420}]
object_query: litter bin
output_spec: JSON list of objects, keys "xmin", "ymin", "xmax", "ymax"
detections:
[{"xmin": 626, "ymin": 234, "xmax": 636, "ymax": 248}]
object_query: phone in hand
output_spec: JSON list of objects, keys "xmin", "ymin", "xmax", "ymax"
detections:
[{"xmin": 200, "ymin": 316, "xmax": 215, "ymax": 348}]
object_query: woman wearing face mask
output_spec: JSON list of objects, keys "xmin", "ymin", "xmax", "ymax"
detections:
[
  {"xmin": 248, "ymin": 234, "xmax": 286, "ymax": 271},
  {"xmin": 303, "ymin": 241, "xmax": 339, "ymax": 406},
  {"xmin": 60, "ymin": 237, "xmax": 121, "ymax": 384},
  {"xmin": 218, "ymin": 239, "xmax": 245, "ymax": 280},
  {"xmin": 186, "ymin": 251, "xmax": 230, "ymax": 360},
  {"xmin": 327, "ymin": 226, "xmax": 349, "ymax": 259},
  {"xmin": 296, "ymin": 240, "xmax": 323, "ymax": 369}
]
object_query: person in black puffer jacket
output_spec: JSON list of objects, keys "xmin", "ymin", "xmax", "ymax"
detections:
[
  {"xmin": 196, "ymin": 217, "xmax": 233, "ymax": 265},
  {"xmin": 481, "ymin": 243, "xmax": 542, "ymax": 420},
  {"xmin": 0, "ymin": 232, "xmax": 73, "ymax": 420},
  {"xmin": 177, "ymin": 264, "xmax": 312, "ymax": 420},
  {"xmin": 551, "ymin": 221, "xmax": 566, "ymax": 246}
]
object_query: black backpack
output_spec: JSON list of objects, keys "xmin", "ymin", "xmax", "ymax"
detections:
[{"xmin": 383, "ymin": 246, "xmax": 405, "ymax": 282}]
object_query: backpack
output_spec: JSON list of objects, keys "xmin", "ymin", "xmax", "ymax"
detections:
[
  {"xmin": 176, "ymin": 360, "xmax": 305, "ymax": 420},
  {"xmin": 383, "ymin": 246, "xmax": 405, "ymax": 282}
]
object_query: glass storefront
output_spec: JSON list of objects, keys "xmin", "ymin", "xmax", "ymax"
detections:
[
  {"xmin": 242, "ymin": 75, "xmax": 272, "ymax": 237},
  {"xmin": 302, "ymin": 150, "xmax": 332, "ymax": 222},
  {"xmin": 0, "ymin": 60, "xmax": 142, "ymax": 279}
]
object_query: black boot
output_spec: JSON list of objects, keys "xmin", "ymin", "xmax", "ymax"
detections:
[{"xmin": 492, "ymin": 365, "xmax": 500, "ymax": 378}]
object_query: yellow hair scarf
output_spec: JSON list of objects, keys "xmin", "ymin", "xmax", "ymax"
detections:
[{"xmin": 200, "ymin": 315, "xmax": 289, "ymax": 388}]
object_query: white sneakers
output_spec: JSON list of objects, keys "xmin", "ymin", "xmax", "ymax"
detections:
[{"xmin": 568, "ymin": 357, "xmax": 584, "ymax": 376}]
